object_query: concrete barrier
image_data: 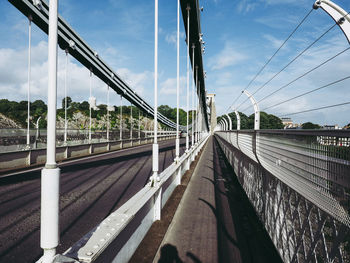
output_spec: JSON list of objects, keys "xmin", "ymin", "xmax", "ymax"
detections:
[{"xmin": 0, "ymin": 135, "xmax": 175, "ymax": 172}]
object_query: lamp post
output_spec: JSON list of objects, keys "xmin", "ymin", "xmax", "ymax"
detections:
[
  {"xmin": 225, "ymin": 113, "xmax": 232, "ymax": 130},
  {"xmin": 243, "ymin": 90, "xmax": 260, "ymax": 130},
  {"xmin": 35, "ymin": 116, "xmax": 41, "ymax": 149},
  {"xmin": 231, "ymin": 107, "xmax": 241, "ymax": 130}
]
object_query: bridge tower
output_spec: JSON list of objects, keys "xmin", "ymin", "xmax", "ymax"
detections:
[{"xmin": 206, "ymin": 93, "xmax": 217, "ymax": 134}]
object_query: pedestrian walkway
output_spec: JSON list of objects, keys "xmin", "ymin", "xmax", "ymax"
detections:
[
  {"xmin": 153, "ymin": 136, "xmax": 219, "ymax": 262},
  {"xmin": 153, "ymin": 135, "xmax": 282, "ymax": 263}
]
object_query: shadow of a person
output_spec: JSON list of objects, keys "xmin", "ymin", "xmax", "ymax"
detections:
[{"xmin": 158, "ymin": 243, "xmax": 183, "ymax": 263}]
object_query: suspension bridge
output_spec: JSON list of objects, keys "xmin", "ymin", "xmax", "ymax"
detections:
[{"xmin": 0, "ymin": 0, "xmax": 349, "ymax": 262}]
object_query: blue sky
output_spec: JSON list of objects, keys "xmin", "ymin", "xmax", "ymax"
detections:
[{"xmin": 0, "ymin": 0, "xmax": 350, "ymax": 126}]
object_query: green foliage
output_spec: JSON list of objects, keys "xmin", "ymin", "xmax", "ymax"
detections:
[
  {"xmin": 0, "ymin": 98, "xmax": 189, "ymax": 129},
  {"xmin": 61, "ymin": 96, "xmax": 72, "ymax": 109},
  {"xmin": 0, "ymin": 99, "xmax": 47, "ymax": 128},
  {"xmin": 302, "ymin": 122, "xmax": 321, "ymax": 129},
  {"xmin": 158, "ymin": 104, "xmax": 191, "ymax": 126}
]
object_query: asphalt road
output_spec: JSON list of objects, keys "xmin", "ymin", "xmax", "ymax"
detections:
[{"xmin": 0, "ymin": 138, "xmax": 187, "ymax": 263}]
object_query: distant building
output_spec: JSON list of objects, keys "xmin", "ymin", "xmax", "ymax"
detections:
[
  {"xmin": 323, "ymin": 124, "xmax": 342, "ymax": 130},
  {"xmin": 318, "ymin": 124, "xmax": 349, "ymax": 147},
  {"xmin": 281, "ymin": 117, "xmax": 300, "ymax": 129}
]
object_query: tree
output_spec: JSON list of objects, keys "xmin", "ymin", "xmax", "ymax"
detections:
[
  {"xmin": 158, "ymin": 105, "xmax": 189, "ymax": 125},
  {"xmin": 302, "ymin": 122, "xmax": 321, "ymax": 129},
  {"xmin": 61, "ymin": 96, "xmax": 72, "ymax": 109},
  {"xmin": 218, "ymin": 111, "xmax": 283, "ymax": 130}
]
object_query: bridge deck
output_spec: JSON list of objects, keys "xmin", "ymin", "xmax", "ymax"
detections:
[
  {"xmin": 0, "ymin": 138, "xmax": 187, "ymax": 263},
  {"xmin": 151, "ymin": 136, "xmax": 282, "ymax": 263}
]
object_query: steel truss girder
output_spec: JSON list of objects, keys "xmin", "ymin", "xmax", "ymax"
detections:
[{"xmin": 180, "ymin": 0, "xmax": 209, "ymax": 132}]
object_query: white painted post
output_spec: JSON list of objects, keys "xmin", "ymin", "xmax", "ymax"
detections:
[
  {"xmin": 64, "ymin": 49, "xmax": 68, "ymax": 145},
  {"xmin": 120, "ymin": 95, "xmax": 123, "ymax": 146},
  {"xmin": 138, "ymin": 110, "xmax": 141, "ymax": 144},
  {"xmin": 89, "ymin": 70, "xmax": 92, "ymax": 142},
  {"xmin": 197, "ymin": 81, "xmax": 200, "ymax": 144},
  {"xmin": 40, "ymin": 1, "xmax": 60, "ymax": 262},
  {"xmin": 107, "ymin": 84, "xmax": 110, "ymax": 141},
  {"xmin": 27, "ymin": 16, "xmax": 32, "ymax": 148},
  {"xmin": 185, "ymin": 5, "xmax": 190, "ymax": 153},
  {"xmin": 175, "ymin": 0, "xmax": 180, "ymax": 162},
  {"xmin": 130, "ymin": 102, "xmax": 133, "ymax": 146},
  {"xmin": 154, "ymin": 188, "xmax": 162, "ymax": 220},
  {"xmin": 191, "ymin": 44, "xmax": 195, "ymax": 148},
  {"xmin": 152, "ymin": 0, "xmax": 160, "ymax": 184},
  {"xmin": 195, "ymin": 66, "xmax": 198, "ymax": 144}
]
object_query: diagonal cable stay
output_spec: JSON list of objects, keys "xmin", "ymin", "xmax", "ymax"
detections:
[
  {"xmin": 228, "ymin": 8, "xmax": 314, "ymax": 112},
  {"xmin": 262, "ymin": 75, "xmax": 350, "ymax": 111},
  {"xmin": 245, "ymin": 8, "xmax": 314, "ymax": 92},
  {"xmin": 279, "ymin": 101, "xmax": 350, "ymax": 117},
  {"xmin": 257, "ymin": 47, "xmax": 350, "ymax": 105},
  {"xmin": 249, "ymin": 24, "xmax": 337, "ymax": 97},
  {"xmin": 237, "ymin": 6, "xmax": 350, "ymax": 111}
]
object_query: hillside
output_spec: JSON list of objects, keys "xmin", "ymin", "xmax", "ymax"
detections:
[
  {"xmin": 0, "ymin": 98, "xmax": 190, "ymax": 130},
  {"xmin": 0, "ymin": 113, "xmax": 20, "ymax": 128}
]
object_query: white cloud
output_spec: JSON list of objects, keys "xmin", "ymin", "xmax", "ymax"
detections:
[
  {"xmin": 262, "ymin": 34, "xmax": 284, "ymax": 49},
  {"xmin": 208, "ymin": 42, "xmax": 247, "ymax": 70},
  {"xmin": 159, "ymin": 76, "xmax": 186, "ymax": 95},
  {"xmin": 0, "ymin": 41, "xmax": 155, "ymax": 108},
  {"xmin": 116, "ymin": 67, "xmax": 153, "ymax": 97},
  {"xmin": 255, "ymin": 14, "xmax": 300, "ymax": 29},
  {"xmin": 237, "ymin": 0, "xmax": 258, "ymax": 13},
  {"xmin": 213, "ymin": 32, "xmax": 350, "ymax": 126},
  {"xmin": 238, "ymin": 0, "xmax": 308, "ymax": 13},
  {"xmin": 165, "ymin": 31, "xmax": 185, "ymax": 48}
]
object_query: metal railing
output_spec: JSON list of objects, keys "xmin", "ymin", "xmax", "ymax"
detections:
[{"xmin": 215, "ymin": 130, "xmax": 350, "ymax": 263}]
